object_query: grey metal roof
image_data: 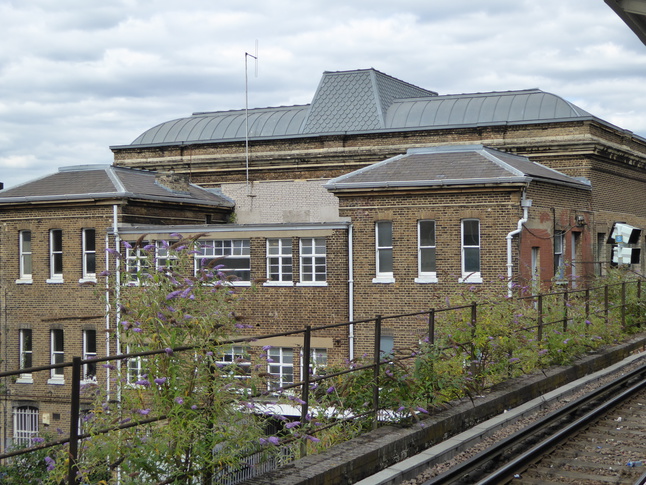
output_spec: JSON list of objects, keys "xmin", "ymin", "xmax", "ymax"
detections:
[
  {"xmin": 324, "ymin": 145, "xmax": 592, "ymax": 191},
  {"xmin": 118, "ymin": 69, "xmax": 598, "ymax": 149},
  {"xmin": 0, "ymin": 165, "xmax": 234, "ymax": 207}
]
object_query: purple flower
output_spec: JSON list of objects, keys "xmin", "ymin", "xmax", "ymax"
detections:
[
  {"xmin": 166, "ymin": 290, "xmax": 182, "ymax": 300},
  {"xmin": 169, "ymin": 233, "xmax": 183, "ymax": 239},
  {"xmin": 191, "ymin": 405, "xmax": 198, "ymax": 410},
  {"xmin": 122, "ymin": 241, "xmax": 132, "ymax": 249},
  {"xmin": 174, "ymin": 397, "xmax": 184, "ymax": 405},
  {"xmin": 416, "ymin": 406, "xmax": 429, "ymax": 414},
  {"xmin": 509, "ymin": 357, "xmax": 520, "ymax": 363},
  {"xmin": 262, "ymin": 345, "xmax": 272, "ymax": 351},
  {"xmin": 267, "ymin": 436, "xmax": 280, "ymax": 445},
  {"xmin": 135, "ymin": 379, "xmax": 151, "ymax": 387},
  {"xmin": 132, "ymin": 328, "xmax": 142, "ymax": 333},
  {"xmin": 154, "ymin": 377, "xmax": 167, "ymax": 385},
  {"xmin": 44, "ymin": 456, "xmax": 55, "ymax": 471},
  {"xmin": 306, "ymin": 435, "xmax": 320, "ymax": 442},
  {"xmin": 32, "ymin": 437, "xmax": 45, "ymax": 444},
  {"xmin": 285, "ymin": 421, "xmax": 300, "ymax": 429},
  {"xmin": 137, "ymin": 408, "xmax": 151, "ymax": 415},
  {"xmin": 102, "ymin": 364, "xmax": 116, "ymax": 370},
  {"xmin": 165, "ymin": 347, "xmax": 174, "ymax": 355},
  {"xmin": 326, "ymin": 386, "xmax": 335, "ymax": 394}
]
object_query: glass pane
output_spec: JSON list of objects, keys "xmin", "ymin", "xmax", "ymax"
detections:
[
  {"xmin": 23, "ymin": 353, "xmax": 32, "ymax": 369},
  {"xmin": 378, "ymin": 249, "xmax": 393, "ymax": 273},
  {"xmin": 85, "ymin": 229, "xmax": 96, "ymax": 251},
  {"xmin": 85, "ymin": 330, "xmax": 97, "ymax": 353},
  {"xmin": 464, "ymin": 247, "xmax": 480, "ymax": 273},
  {"xmin": 23, "ymin": 255, "xmax": 32, "ymax": 275},
  {"xmin": 53, "ymin": 330, "xmax": 64, "ymax": 351},
  {"xmin": 53, "ymin": 253, "xmax": 63, "ymax": 274},
  {"xmin": 21, "ymin": 231, "xmax": 31, "ymax": 252},
  {"xmin": 420, "ymin": 248, "xmax": 436, "ymax": 272},
  {"xmin": 419, "ymin": 221, "xmax": 435, "ymax": 246},
  {"xmin": 463, "ymin": 220, "xmax": 479, "ymax": 246},
  {"xmin": 23, "ymin": 330, "xmax": 32, "ymax": 350},
  {"xmin": 52, "ymin": 230, "xmax": 63, "ymax": 252},
  {"xmin": 282, "ymin": 349, "xmax": 293, "ymax": 364},
  {"xmin": 86, "ymin": 253, "xmax": 96, "ymax": 274},
  {"xmin": 377, "ymin": 221, "xmax": 392, "ymax": 246}
]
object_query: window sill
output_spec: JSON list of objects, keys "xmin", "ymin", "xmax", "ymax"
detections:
[
  {"xmin": 79, "ymin": 277, "xmax": 97, "ymax": 284},
  {"xmin": 296, "ymin": 282, "xmax": 328, "ymax": 287},
  {"xmin": 47, "ymin": 378, "xmax": 65, "ymax": 385},
  {"xmin": 15, "ymin": 377, "xmax": 33, "ymax": 384},
  {"xmin": 46, "ymin": 278, "xmax": 64, "ymax": 284},
  {"xmin": 458, "ymin": 275, "xmax": 483, "ymax": 284},
  {"xmin": 15, "ymin": 278, "xmax": 33, "ymax": 285},
  {"xmin": 414, "ymin": 276, "xmax": 438, "ymax": 284},
  {"xmin": 372, "ymin": 276, "xmax": 395, "ymax": 284},
  {"xmin": 263, "ymin": 281, "xmax": 295, "ymax": 287}
]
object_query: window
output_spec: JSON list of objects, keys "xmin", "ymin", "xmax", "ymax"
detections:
[
  {"xmin": 299, "ymin": 238, "xmax": 327, "ymax": 285},
  {"xmin": 49, "ymin": 329, "xmax": 64, "ymax": 383},
  {"xmin": 18, "ymin": 230, "xmax": 32, "ymax": 282},
  {"xmin": 81, "ymin": 229, "xmax": 96, "ymax": 281},
  {"xmin": 596, "ymin": 233, "xmax": 606, "ymax": 276},
  {"xmin": 126, "ymin": 352, "xmax": 145, "ymax": 384},
  {"xmin": 217, "ymin": 346, "xmax": 251, "ymax": 379},
  {"xmin": 554, "ymin": 230, "xmax": 565, "ymax": 280},
  {"xmin": 125, "ymin": 242, "xmax": 150, "ymax": 282},
  {"xmin": 303, "ymin": 348, "xmax": 327, "ymax": 377},
  {"xmin": 48, "ymin": 229, "xmax": 63, "ymax": 281},
  {"xmin": 460, "ymin": 219, "xmax": 481, "ymax": 283},
  {"xmin": 82, "ymin": 330, "xmax": 97, "ymax": 381},
  {"xmin": 531, "ymin": 247, "xmax": 540, "ymax": 293},
  {"xmin": 416, "ymin": 220, "xmax": 437, "ymax": 283},
  {"xmin": 373, "ymin": 221, "xmax": 394, "ymax": 283},
  {"xmin": 266, "ymin": 238, "xmax": 293, "ymax": 285},
  {"xmin": 156, "ymin": 240, "xmax": 178, "ymax": 271},
  {"xmin": 18, "ymin": 329, "xmax": 33, "ymax": 383},
  {"xmin": 13, "ymin": 406, "xmax": 38, "ymax": 447},
  {"xmin": 196, "ymin": 239, "xmax": 251, "ymax": 284},
  {"xmin": 267, "ymin": 347, "xmax": 293, "ymax": 390}
]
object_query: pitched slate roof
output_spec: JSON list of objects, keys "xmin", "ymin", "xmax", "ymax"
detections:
[
  {"xmin": 0, "ymin": 165, "xmax": 234, "ymax": 207},
  {"xmin": 324, "ymin": 145, "xmax": 591, "ymax": 191},
  {"xmin": 117, "ymin": 69, "xmax": 596, "ymax": 148}
]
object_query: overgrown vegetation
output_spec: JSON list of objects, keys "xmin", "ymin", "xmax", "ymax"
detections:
[{"xmin": 3, "ymin": 234, "xmax": 644, "ymax": 484}]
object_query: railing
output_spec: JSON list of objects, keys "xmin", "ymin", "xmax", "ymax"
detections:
[{"xmin": 0, "ymin": 279, "xmax": 643, "ymax": 484}]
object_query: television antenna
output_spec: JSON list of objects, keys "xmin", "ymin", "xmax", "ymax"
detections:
[{"xmin": 245, "ymin": 41, "xmax": 258, "ymax": 195}]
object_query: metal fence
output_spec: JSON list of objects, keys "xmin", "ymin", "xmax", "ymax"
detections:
[{"xmin": 0, "ymin": 279, "xmax": 643, "ymax": 484}]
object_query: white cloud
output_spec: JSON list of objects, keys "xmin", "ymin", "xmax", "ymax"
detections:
[{"xmin": 0, "ymin": 0, "xmax": 645, "ymax": 190}]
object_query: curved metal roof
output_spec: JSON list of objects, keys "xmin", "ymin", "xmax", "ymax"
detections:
[{"xmin": 122, "ymin": 69, "xmax": 595, "ymax": 148}]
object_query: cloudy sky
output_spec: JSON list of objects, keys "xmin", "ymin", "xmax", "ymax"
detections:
[{"xmin": 1, "ymin": 0, "xmax": 645, "ymax": 189}]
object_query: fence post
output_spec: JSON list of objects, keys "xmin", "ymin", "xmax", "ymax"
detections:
[
  {"xmin": 605, "ymin": 285, "xmax": 610, "ymax": 326},
  {"xmin": 621, "ymin": 282, "xmax": 627, "ymax": 330},
  {"xmin": 537, "ymin": 294, "xmax": 543, "ymax": 342},
  {"xmin": 562, "ymin": 290, "xmax": 569, "ymax": 333},
  {"xmin": 428, "ymin": 309, "xmax": 435, "ymax": 346},
  {"xmin": 300, "ymin": 326, "xmax": 311, "ymax": 458},
  {"xmin": 68, "ymin": 357, "xmax": 82, "ymax": 485},
  {"xmin": 470, "ymin": 302, "xmax": 477, "ymax": 377},
  {"xmin": 372, "ymin": 315, "xmax": 382, "ymax": 430}
]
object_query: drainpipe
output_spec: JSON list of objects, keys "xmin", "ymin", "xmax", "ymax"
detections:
[
  {"xmin": 507, "ymin": 192, "xmax": 531, "ymax": 297},
  {"xmin": 348, "ymin": 224, "xmax": 355, "ymax": 361}
]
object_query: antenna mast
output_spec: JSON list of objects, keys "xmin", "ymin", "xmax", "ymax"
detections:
[{"xmin": 245, "ymin": 41, "xmax": 258, "ymax": 194}]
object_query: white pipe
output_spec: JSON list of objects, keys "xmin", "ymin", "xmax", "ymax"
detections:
[
  {"xmin": 348, "ymin": 224, "xmax": 355, "ymax": 361},
  {"xmin": 507, "ymin": 192, "xmax": 531, "ymax": 297}
]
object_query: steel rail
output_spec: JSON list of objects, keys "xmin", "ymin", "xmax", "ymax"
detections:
[{"xmin": 422, "ymin": 363, "xmax": 646, "ymax": 485}]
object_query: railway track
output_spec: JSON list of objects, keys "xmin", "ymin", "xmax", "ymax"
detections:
[{"xmin": 421, "ymin": 363, "xmax": 646, "ymax": 485}]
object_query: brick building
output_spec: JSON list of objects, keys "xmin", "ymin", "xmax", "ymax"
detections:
[{"xmin": 1, "ymin": 68, "xmax": 645, "ymax": 449}]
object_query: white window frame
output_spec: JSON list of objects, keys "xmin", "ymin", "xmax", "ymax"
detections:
[
  {"xmin": 80, "ymin": 228, "xmax": 97, "ymax": 283},
  {"xmin": 82, "ymin": 330, "xmax": 97, "ymax": 382},
  {"xmin": 217, "ymin": 346, "xmax": 251, "ymax": 379},
  {"xmin": 459, "ymin": 219, "xmax": 482, "ymax": 283},
  {"xmin": 48, "ymin": 329, "xmax": 65, "ymax": 384},
  {"xmin": 126, "ymin": 352, "xmax": 146, "ymax": 385},
  {"xmin": 17, "ymin": 230, "xmax": 33, "ymax": 284},
  {"xmin": 265, "ymin": 238, "xmax": 293, "ymax": 286},
  {"xmin": 554, "ymin": 230, "xmax": 565, "ymax": 281},
  {"xmin": 47, "ymin": 229, "xmax": 64, "ymax": 283},
  {"xmin": 155, "ymin": 240, "xmax": 178, "ymax": 272},
  {"xmin": 13, "ymin": 406, "xmax": 38, "ymax": 447},
  {"xmin": 415, "ymin": 220, "xmax": 437, "ymax": 283},
  {"xmin": 124, "ymin": 242, "xmax": 151, "ymax": 284},
  {"xmin": 373, "ymin": 221, "xmax": 394, "ymax": 283},
  {"xmin": 298, "ymin": 238, "xmax": 327, "ymax": 286},
  {"xmin": 17, "ymin": 329, "xmax": 33, "ymax": 384},
  {"xmin": 267, "ymin": 347, "xmax": 294, "ymax": 390},
  {"xmin": 196, "ymin": 239, "xmax": 251, "ymax": 285}
]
